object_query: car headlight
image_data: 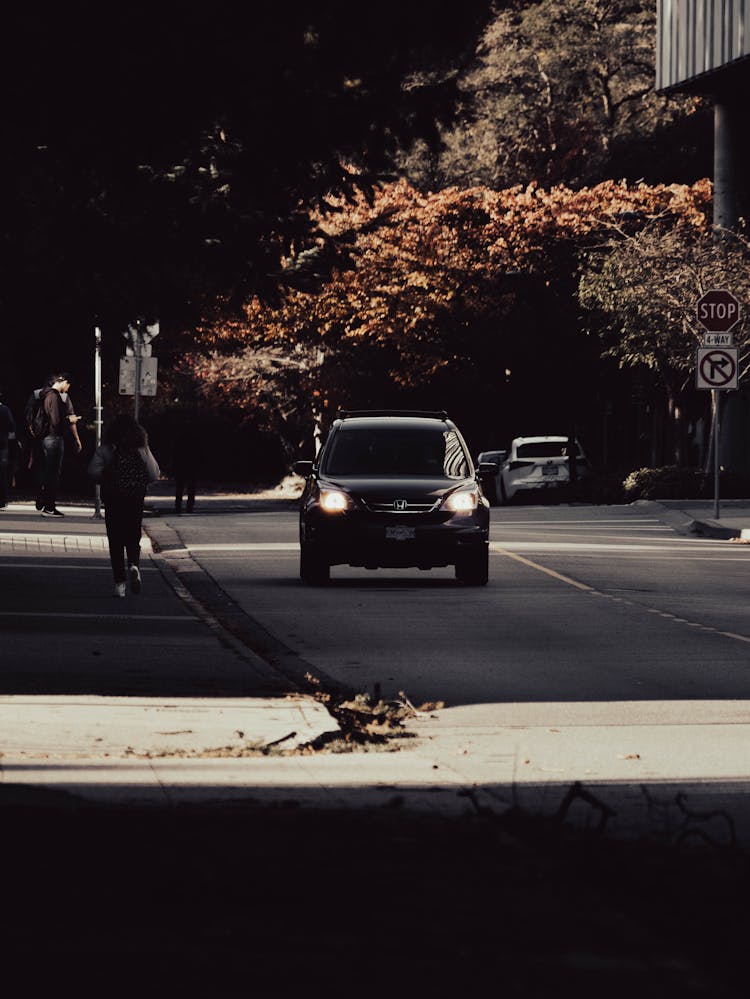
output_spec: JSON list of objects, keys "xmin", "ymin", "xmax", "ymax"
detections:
[
  {"xmin": 319, "ymin": 488, "xmax": 350, "ymax": 513},
  {"xmin": 443, "ymin": 488, "xmax": 479, "ymax": 512}
]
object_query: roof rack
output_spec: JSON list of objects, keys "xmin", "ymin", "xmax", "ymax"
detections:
[{"xmin": 336, "ymin": 409, "xmax": 449, "ymax": 420}]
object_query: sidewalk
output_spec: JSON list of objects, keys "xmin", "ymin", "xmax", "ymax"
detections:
[
  {"xmin": 0, "ymin": 498, "xmax": 340, "ymax": 773},
  {"xmin": 637, "ymin": 497, "xmax": 750, "ymax": 540},
  {"xmin": 2, "ymin": 495, "xmax": 750, "ymax": 846}
]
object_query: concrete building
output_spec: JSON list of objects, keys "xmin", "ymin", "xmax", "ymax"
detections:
[{"xmin": 657, "ymin": 0, "xmax": 750, "ymax": 228}]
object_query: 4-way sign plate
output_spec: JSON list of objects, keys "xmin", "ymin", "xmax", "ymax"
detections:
[{"xmin": 696, "ymin": 346, "xmax": 738, "ymax": 390}]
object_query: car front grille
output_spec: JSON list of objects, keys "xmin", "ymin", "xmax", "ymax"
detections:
[{"xmin": 362, "ymin": 499, "xmax": 438, "ymax": 514}]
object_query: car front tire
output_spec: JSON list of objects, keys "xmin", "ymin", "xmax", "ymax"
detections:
[
  {"xmin": 300, "ymin": 542, "xmax": 330, "ymax": 585},
  {"xmin": 455, "ymin": 546, "xmax": 489, "ymax": 586}
]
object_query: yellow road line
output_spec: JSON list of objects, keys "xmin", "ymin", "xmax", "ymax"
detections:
[
  {"xmin": 491, "ymin": 544, "xmax": 750, "ymax": 646},
  {"xmin": 490, "ymin": 545, "xmax": 593, "ymax": 591},
  {"xmin": 719, "ymin": 631, "xmax": 750, "ymax": 644}
]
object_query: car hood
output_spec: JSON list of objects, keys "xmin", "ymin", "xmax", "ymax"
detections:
[{"xmin": 320, "ymin": 476, "xmax": 467, "ymax": 502}]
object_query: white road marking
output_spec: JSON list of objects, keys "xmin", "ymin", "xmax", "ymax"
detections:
[
  {"xmin": 0, "ymin": 612, "xmax": 198, "ymax": 622},
  {"xmin": 190, "ymin": 553, "xmax": 297, "ymax": 560},
  {"xmin": 490, "ymin": 518, "xmax": 663, "ymax": 525},
  {"xmin": 185, "ymin": 542, "xmax": 299, "ymax": 552},
  {"xmin": 490, "ymin": 542, "xmax": 748, "ymax": 562},
  {"xmin": 0, "ymin": 563, "xmax": 133, "ymax": 570},
  {"xmin": 180, "ymin": 539, "xmax": 743, "ymax": 563},
  {"xmin": 490, "ymin": 520, "xmax": 674, "ymax": 535},
  {"xmin": 490, "ymin": 540, "xmax": 725, "ymax": 553}
]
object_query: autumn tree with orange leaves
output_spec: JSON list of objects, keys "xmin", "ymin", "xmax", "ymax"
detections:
[{"xmin": 181, "ymin": 175, "xmax": 712, "ymax": 459}]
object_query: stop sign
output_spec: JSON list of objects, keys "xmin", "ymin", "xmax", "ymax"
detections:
[{"xmin": 696, "ymin": 289, "xmax": 741, "ymax": 332}]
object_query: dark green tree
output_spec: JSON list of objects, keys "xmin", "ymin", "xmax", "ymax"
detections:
[{"xmin": 396, "ymin": 0, "xmax": 711, "ymax": 192}]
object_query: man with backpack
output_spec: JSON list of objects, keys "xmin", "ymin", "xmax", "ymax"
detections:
[{"xmin": 29, "ymin": 372, "xmax": 83, "ymax": 517}]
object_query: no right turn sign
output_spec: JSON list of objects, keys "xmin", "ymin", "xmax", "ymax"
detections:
[{"xmin": 696, "ymin": 346, "xmax": 738, "ymax": 390}]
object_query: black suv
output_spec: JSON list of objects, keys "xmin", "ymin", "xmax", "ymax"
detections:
[{"xmin": 293, "ymin": 410, "xmax": 492, "ymax": 585}]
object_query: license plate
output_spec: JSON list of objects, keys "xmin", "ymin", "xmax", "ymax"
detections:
[
  {"xmin": 385, "ymin": 525, "xmax": 415, "ymax": 541},
  {"xmin": 542, "ymin": 465, "xmax": 559, "ymax": 477}
]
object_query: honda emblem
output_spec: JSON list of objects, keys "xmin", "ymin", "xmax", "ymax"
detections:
[{"xmin": 394, "ymin": 499, "xmax": 407, "ymax": 511}]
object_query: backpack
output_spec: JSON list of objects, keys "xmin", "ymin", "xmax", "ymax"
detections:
[
  {"xmin": 109, "ymin": 447, "xmax": 148, "ymax": 496},
  {"xmin": 26, "ymin": 389, "xmax": 50, "ymax": 440}
]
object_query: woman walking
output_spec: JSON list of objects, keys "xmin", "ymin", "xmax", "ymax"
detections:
[{"xmin": 88, "ymin": 414, "xmax": 160, "ymax": 597}]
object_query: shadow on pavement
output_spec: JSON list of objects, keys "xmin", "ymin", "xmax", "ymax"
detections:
[{"xmin": 2, "ymin": 792, "xmax": 748, "ymax": 997}]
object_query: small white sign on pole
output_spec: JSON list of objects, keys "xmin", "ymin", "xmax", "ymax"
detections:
[
  {"xmin": 703, "ymin": 333, "xmax": 734, "ymax": 346},
  {"xmin": 119, "ymin": 356, "xmax": 159, "ymax": 396},
  {"xmin": 119, "ymin": 357, "xmax": 135, "ymax": 395}
]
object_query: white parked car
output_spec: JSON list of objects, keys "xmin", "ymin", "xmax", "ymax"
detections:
[{"xmin": 479, "ymin": 436, "xmax": 589, "ymax": 505}]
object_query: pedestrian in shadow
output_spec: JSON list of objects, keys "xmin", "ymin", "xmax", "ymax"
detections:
[
  {"xmin": 173, "ymin": 418, "xmax": 200, "ymax": 514},
  {"xmin": 29, "ymin": 372, "xmax": 83, "ymax": 517},
  {"xmin": 0, "ymin": 386, "xmax": 17, "ymax": 508},
  {"xmin": 88, "ymin": 414, "xmax": 160, "ymax": 597}
]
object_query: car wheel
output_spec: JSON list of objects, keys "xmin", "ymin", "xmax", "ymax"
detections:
[
  {"xmin": 455, "ymin": 546, "xmax": 489, "ymax": 586},
  {"xmin": 300, "ymin": 543, "xmax": 330, "ymax": 585},
  {"xmin": 499, "ymin": 478, "xmax": 508, "ymax": 505}
]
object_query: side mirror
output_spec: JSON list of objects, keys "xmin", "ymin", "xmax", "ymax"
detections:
[
  {"xmin": 477, "ymin": 461, "xmax": 499, "ymax": 475},
  {"xmin": 292, "ymin": 460, "xmax": 314, "ymax": 477}
]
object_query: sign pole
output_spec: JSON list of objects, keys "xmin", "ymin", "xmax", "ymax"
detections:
[
  {"xmin": 134, "ymin": 322, "xmax": 141, "ymax": 423},
  {"xmin": 694, "ymin": 289, "xmax": 742, "ymax": 523},
  {"xmin": 120, "ymin": 319, "xmax": 159, "ymax": 408},
  {"xmin": 713, "ymin": 388, "xmax": 720, "ymax": 520},
  {"xmin": 93, "ymin": 326, "xmax": 103, "ymax": 519}
]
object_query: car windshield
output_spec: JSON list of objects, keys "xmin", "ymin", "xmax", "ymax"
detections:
[
  {"xmin": 323, "ymin": 427, "xmax": 470, "ymax": 478},
  {"xmin": 517, "ymin": 441, "xmax": 581, "ymax": 458}
]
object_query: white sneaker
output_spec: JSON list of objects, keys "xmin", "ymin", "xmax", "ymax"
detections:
[
  {"xmin": 129, "ymin": 565, "xmax": 142, "ymax": 594},
  {"xmin": 114, "ymin": 582, "xmax": 126, "ymax": 598}
]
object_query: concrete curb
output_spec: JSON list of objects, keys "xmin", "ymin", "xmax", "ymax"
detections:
[
  {"xmin": 634, "ymin": 499, "xmax": 742, "ymax": 540},
  {"xmin": 142, "ymin": 517, "xmax": 352, "ymax": 696}
]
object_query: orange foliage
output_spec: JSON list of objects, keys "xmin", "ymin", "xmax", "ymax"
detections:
[{"xmin": 187, "ymin": 176, "xmax": 711, "ymax": 410}]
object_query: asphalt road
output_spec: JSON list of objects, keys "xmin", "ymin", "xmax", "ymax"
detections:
[
  {"xmin": 162, "ymin": 503, "xmax": 750, "ymax": 706},
  {"xmin": 4, "ymin": 499, "xmax": 750, "ymax": 997}
]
